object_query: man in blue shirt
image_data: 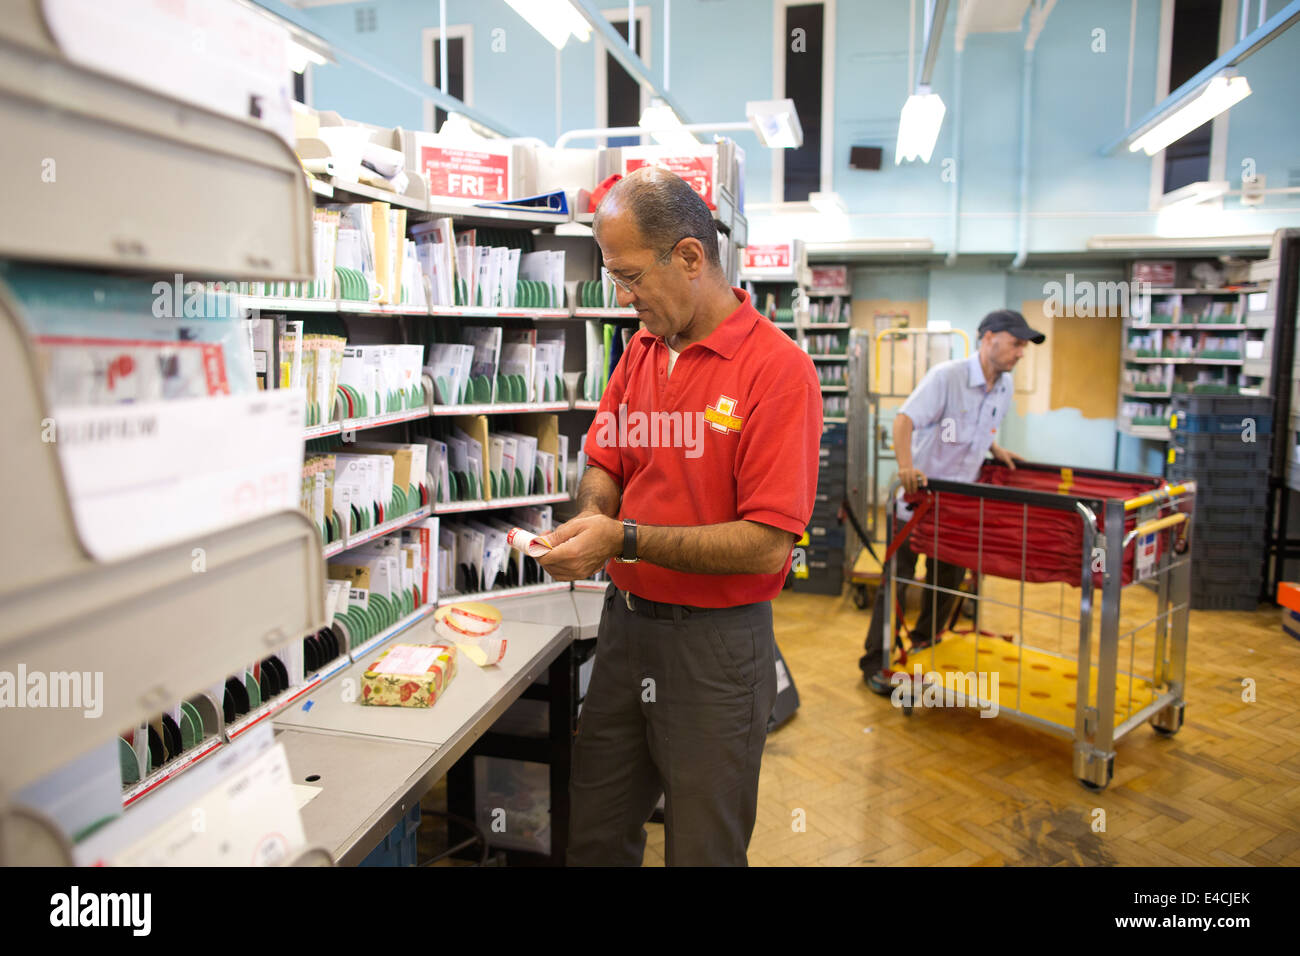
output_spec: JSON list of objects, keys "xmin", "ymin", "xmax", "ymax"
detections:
[{"xmin": 861, "ymin": 309, "xmax": 1045, "ymax": 695}]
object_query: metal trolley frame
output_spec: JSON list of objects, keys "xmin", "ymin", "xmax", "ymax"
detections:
[{"xmin": 880, "ymin": 462, "xmax": 1195, "ymax": 790}]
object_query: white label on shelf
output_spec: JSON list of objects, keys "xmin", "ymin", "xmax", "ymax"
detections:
[
  {"xmin": 42, "ymin": 0, "xmax": 294, "ymax": 143},
  {"xmin": 52, "ymin": 390, "xmax": 304, "ymax": 561},
  {"xmin": 1135, "ymin": 533, "xmax": 1157, "ymax": 582},
  {"xmin": 108, "ymin": 741, "xmax": 306, "ymax": 867},
  {"xmin": 371, "ymin": 643, "xmax": 443, "ymax": 676}
]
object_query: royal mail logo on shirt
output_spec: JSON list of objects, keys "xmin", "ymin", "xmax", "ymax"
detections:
[{"xmin": 704, "ymin": 394, "xmax": 744, "ymax": 434}]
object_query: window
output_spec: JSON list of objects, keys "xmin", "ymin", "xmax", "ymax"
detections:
[
  {"xmin": 771, "ymin": 0, "xmax": 835, "ymax": 205},
  {"xmin": 606, "ymin": 19, "xmax": 644, "ymax": 148},
  {"xmin": 596, "ymin": 6, "xmax": 650, "ymax": 148},
  {"xmin": 422, "ymin": 26, "xmax": 473, "ymax": 133},
  {"xmin": 1162, "ymin": 0, "xmax": 1223, "ymax": 193},
  {"xmin": 783, "ymin": 3, "xmax": 824, "ymax": 202}
]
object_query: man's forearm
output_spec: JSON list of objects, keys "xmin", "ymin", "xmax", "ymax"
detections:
[
  {"xmin": 575, "ymin": 465, "xmax": 621, "ymax": 518},
  {"xmin": 894, "ymin": 413, "xmax": 914, "ymax": 470},
  {"xmin": 638, "ymin": 520, "xmax": 794, "ymax": 576}
]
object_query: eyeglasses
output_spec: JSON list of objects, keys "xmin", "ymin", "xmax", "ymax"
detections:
[{"xmin": 607, "ymin": 238, "xmax": 683, "ymax": 295}]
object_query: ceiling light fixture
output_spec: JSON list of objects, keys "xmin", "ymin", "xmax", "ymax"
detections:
[
  {"xmin": 1128, "ymin": 71, "xmax": 1252, "ymax": 156},
  {"xmin": 638, "ymin": 99, "xmax": 699, "ymax": 150},
  {"xmin": 744, "ymin": 99, "xmax": 804, "ymax": 149},
  {"xmin": 503, "ymin": 0, "xmax": 592, "ymax": 50},
  {"xmin": 895, "ymin": 87, "xmax": 947, "ymax": 164}
]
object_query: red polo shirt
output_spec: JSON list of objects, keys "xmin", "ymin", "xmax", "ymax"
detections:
[{"xmin": 583, "ymin": 287, "xmax": 822, "ymax": 607}]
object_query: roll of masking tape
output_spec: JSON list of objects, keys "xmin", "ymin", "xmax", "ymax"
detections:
[{"xmin": 433, "ymin": 602, "xmax": 507, "ymax": 666}]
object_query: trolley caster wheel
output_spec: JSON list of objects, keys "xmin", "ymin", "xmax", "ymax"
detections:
[
  {"xmin": 853, "ymin": 586, "xmax": 869, "ymax": 610},
  {"xmin": 1078, "ymin": 778, "xmax": 1108, "ymax": 792},
  {"xmin": 902, "ymin": 705, "xmax": 913, "ymax": 716},
  {"xmin": 1150, "ymin": 703, "xmax": 1184, "ymax": 737},
  {"xmin": 960, "ymin": 597, "xmax": 976, "ymax": 620}
]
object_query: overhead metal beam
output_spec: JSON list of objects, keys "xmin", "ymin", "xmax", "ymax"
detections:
[
  {"xmin": 568, "ymin": 0, "xmax": 692, "ymax": 124},
  {"xmin": 248, "ymin": 0, "xmax": 519, "ymax": 137},
  {"xmin": 916, "ymin": 0, "xmax": 951, "ymax": 89},
  {"xmin": 1101, "ymin": 0, "xmax": 1300, "ymax": 155}
]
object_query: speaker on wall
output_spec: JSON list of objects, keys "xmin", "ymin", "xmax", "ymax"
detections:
[{"xmin": 849, "ymin": 146, "xmax": 883, "ymax": 171}]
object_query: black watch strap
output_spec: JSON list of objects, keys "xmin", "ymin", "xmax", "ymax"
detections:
[{"xmin": 621, "ymin": 518, "xmax": 638, "ymax": 563}]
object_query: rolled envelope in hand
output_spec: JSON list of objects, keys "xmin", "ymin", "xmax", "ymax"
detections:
[{"xmin": 506, "ymin": 527, "xmax": 553, "ymax": 558}]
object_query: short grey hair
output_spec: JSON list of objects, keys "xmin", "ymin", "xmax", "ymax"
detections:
[{"xmin": 594, "ymin": 167, "xmax": 721, "ymax": 269}]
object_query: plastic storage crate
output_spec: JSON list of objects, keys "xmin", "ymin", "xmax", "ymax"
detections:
[
  {"xmin": 474, "ymin": 757, "xmax": 551, "ymax": 855},
  {"xmin": 1171, "ymin": 413, "xmax": 1273, "ymax": 435},
  {"xmin": 792, "ymin": 545, "xmax": 844, "ymax": 595},
  {"xmin": 1170, "ymin": 395, "xmax": 1273, "ymax": 415},
  {"xmin": 359, "ymin": 804, "xmax": 421, "ymax": 867},
  {"xmin": 1172, "ymin": 433, "xmax": 1270, "ymax": 454},
  {"xmin": 1195, "ymin": 485, "xmax": 1269, "ymax": 509},
  {"xmin": 1167, "ymin": 468, "xmax": 1262, "ymax": 489}
]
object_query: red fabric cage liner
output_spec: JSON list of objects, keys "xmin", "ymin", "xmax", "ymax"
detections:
[{"xmin": 902, "ymin": 463, "xmax": 1166, "ymax": 588}]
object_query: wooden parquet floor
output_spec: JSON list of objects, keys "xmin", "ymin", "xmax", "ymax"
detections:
[{"xmin": 638, "ymin": 582, "xmax": 1300, "ymax": 867}]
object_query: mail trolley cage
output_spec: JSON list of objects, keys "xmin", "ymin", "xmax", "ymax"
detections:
[{"xmin": 879, "ymin": 461, "xmax": 1195, "ymax": 790}]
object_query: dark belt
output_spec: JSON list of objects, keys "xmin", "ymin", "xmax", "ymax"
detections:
[{"xmin": 614, "ymin": 587, "xmax": 752, "ymax": 621}]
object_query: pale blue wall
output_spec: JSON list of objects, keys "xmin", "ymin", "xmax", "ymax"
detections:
[
  {"xmin": 280, "ymin": 0, "xmax": 1300, "ymax": 480},
  {"xmin": 289, "ymin": 0, "xmax": 1300, "ymax": 245}
]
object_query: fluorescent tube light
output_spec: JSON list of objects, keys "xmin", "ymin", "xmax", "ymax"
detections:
[
  {"xmin": 805, "ymin": 238, "xmax": 935, "ymax": 255},
  {"xmin": 1129, "ymin": 71, "xmax": 1252, "ymax": 156},
  {"xmin": 1085, "ymin": 233, "xmax": 1272, "ymax": 251},
  {"xmin": 639, "ymin": 99, "xmax": 699, "ymax": 150},
  {"xmin": 895, "ymin": 88, "xmax": 946, "ymax": 164},
  {"xmin": 744, "ymin": 99, "xmax": 803, "ymax": 148},
  {"xmin": 503, "ymin": 0, "xmax": 591, "ymax": 50}
]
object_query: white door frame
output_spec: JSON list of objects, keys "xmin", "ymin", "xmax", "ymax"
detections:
[
  {"xmin": 421, "ymin": 24, "xmax": 475, "ymax": 133},
  {"xmin": 771, "ymin": 0, "xmax": 836, "ymax": 204},
  {"xmin": 596, "ymin": 4, "xmax": 652, "ymax": 148}
]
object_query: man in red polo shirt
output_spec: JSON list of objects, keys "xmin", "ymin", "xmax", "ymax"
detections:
[{"xmin": 539, "ymin": 167, "xmax": 821, "ymax": 866}]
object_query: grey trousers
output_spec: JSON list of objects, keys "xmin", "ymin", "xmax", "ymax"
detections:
[{"xmin": 567, "ymin": 585, "xmax": 777, "ymax": 867}]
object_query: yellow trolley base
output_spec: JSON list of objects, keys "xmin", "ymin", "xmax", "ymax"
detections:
[{"xmin": 892, "ymin": 632, "xmax": 1158, "ymax": 729}]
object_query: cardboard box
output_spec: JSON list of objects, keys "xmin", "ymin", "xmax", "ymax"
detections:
[{"xmin": 360, "ymin": 643, "xmax": 457, "ymax": 707}]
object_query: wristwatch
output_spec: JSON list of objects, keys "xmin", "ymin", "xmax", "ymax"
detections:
[{"xmin": 616, "ymin": 518, "xmax": 639, "ymax": 564}]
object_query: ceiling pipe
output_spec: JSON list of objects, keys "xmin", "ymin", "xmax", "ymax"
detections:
[
  {"xmin": 1011, "ymin": 0, "xmax": 1054, "ymax": 269},
  {"xmin": 945, "ymin": 45, "xmax": 963, "ymax": 266},
  {"xmin": 1009, "ymin": 40, "xmax": 1034, "ymax": 270},
  {"xmin": 916, "ymin": 0, "xmax": 951, "ymax": 88},
  {"xmin": 557, "ymin": 120, "xmax": 750, "ymax": 149}
]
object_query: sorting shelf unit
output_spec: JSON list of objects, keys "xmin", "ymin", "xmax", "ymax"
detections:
[
  {"xmin": 1118, "ymin": 280, "xmax": 1272, "ymax": 441},
  {"xmin": 0, "ymin": 7, "xmax": 326, "ymax": 808}
]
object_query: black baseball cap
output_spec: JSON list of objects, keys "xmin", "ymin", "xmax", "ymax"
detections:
[{"xmin": 978, "ymin": 309, "xmax": 1045, "ymax": 344}]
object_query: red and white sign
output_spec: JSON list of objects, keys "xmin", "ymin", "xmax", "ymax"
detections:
[
  {"xmin": 1133, "ymin": 261, "xmax": 1177, "ymax": 287},
  {"xmin": 622, "ymin": 147, "xmax": 717, "ymax": 209},
  {"xmin": 419, "ymin": 145, "xmax": 511, "ymax": 201},
  {"xmin": 810, "ymin": 265, "xmax": 849, "ymax": 293},
  {"xmin": 743, "ymin": 242, "xmax": 793, "ymax": 271}
]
